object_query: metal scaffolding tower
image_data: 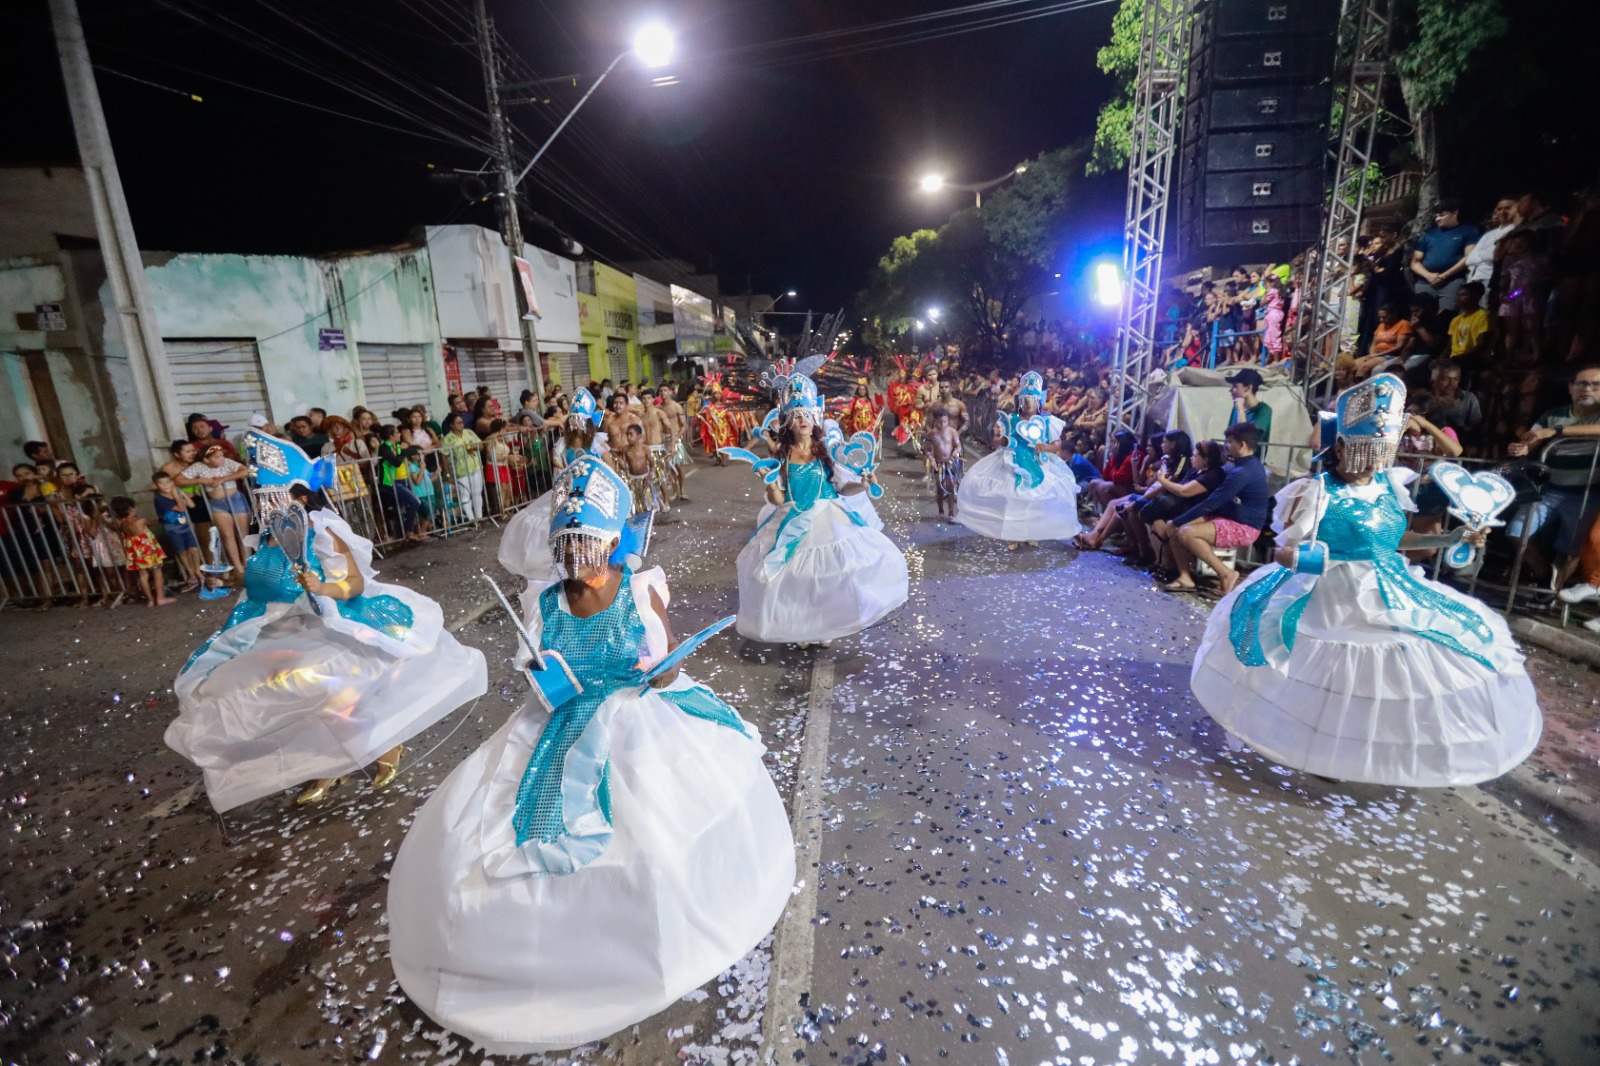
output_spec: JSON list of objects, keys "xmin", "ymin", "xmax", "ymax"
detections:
[
  {"xmin": 1108, "ymin": 0, "xmax": 1197, "ymax": 441},
  {"xmin": 1296, "ymin": 0, "xmax": 1394, "ymax": 405}
]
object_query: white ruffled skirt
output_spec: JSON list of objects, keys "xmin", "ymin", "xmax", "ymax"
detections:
[
  {"xmin": 736, "ymin": 499, "xmax": 908, "ymax": 643},
  {"xmin": 956, "ymin": 448, "xmax": 1081, "ymax": 542},
  {"xmin": 1190, "ymin": 560, "xmax": 1542, "ymax": 786},
  {"xmin": 387, "ymin": 675, "xmax": 794, "ymax": 1055},
  {"xmin": 168, "ymin": 602, "xmax": 488, "ymax": 812}
]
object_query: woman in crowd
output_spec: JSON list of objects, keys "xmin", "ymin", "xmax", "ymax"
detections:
[
  {"xmin": 1189, "ymin": 375, "xmax": 1542, "ymax": 786},
  {"xmin": 1144, "ymin": 438, "xmax": 1226, "ymax": 578},
  {"xmin": 388, "ymin": 455, "xmax": 792, "ymax": 1056},
  {"xmin": 735, "ymin": 375, "xmax": 908, "ymax": 645},
  {"xmin": 321, "ymin": 416, "xmax": 372, "ymax": 514},
  {"xmin": 438, "ymin": 411, "xmax": 485, "ymax": 523},
  {"xmin": 161, "ymin": 441, "xmax": 213, "ymax": 576},
  {"xmin": 399, "ymin": 408, "xmax": 438, "ymax": 452},
  {"xmin": 180, "ymin": 443, "xmax": 251, "ymax": 576},
  {"xmin": 1076, "ymin": 432, "xmax": 1195, "ymax": 563},
  {"xmin": 1087, "ymin": 430, "xmax": 1140, "ymax": 509},
  {"xmin": 956, "ymin": 372, "xmax": 1081, "ymax": 550},
  {"xmin": 168, "ymin": 433, "xmax": 487, "ymax": 810}
]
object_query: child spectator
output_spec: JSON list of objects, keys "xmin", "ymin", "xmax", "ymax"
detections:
[
  {"xmin": 153, "ymin": 471, "xmax": 203, "ymax": 592},
  {"xmin": 407, "ymin": 447, "xmax": 437, "ymax": 536},
  {"xmin": 923, "ymin": 407, "xmax": 963, "ymax": 522},
  {"xmin": 111, "ymin": 496, "xmax": 173, "ymax": 606},
  {"xmin": 1447, "ymin": 281, "xmax": 1492, "ymax": 368}
]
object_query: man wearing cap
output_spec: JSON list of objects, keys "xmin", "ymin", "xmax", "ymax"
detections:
[
  {"xmin": 1226, "ymin": 368, "xmax": 1272, "ymax": 462},
  {"xmin": 1410, "ymin": 199, "xmax": 1480, "ymax": 306},
  {"xmin": 186, "ymin": 413, "xmax": 242, "ymax": 463}
]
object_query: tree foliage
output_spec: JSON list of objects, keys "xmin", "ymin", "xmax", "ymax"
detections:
[
  {"xmin": 1087, "ymin": 0, "xmax": 1142, "ymax": 175},
  {"xmin": 858, "ymin": 148, "xmax": 1080, "ymax": 356},
  {"xmin": 1392, "ymin": 0, "xmax": 1511, "ymax": 224}
]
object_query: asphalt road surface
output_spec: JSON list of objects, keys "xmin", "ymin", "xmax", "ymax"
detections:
[{"xmin": 1, "ymin": 453, "xmax": 1596, "ymax": 1066}]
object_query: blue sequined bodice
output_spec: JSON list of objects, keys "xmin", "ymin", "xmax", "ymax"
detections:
[
  {"xmin": 564, "ymin": 444, "xmax": 601, "ymax": 466},
  {"xmin": 786, "ymin": 460, "xmax": 839, "ymax": 512},
  {"xmin": 1316, "ymin": 473, "xmax": 1407, "ymax": 560},
  {"xmin": 512, "ymin": 571, "xmax": 647, "ymax": 846},
  {"xmin": 242, "ymin": 541, "xmax": 323, "ymax": 603}
]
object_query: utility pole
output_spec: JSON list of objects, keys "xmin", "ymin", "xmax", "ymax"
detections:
[
  {"xmin": 49, "ymin": 0, "xmax": 179, "ymax": 478},
  {"xmin": 473, "ymin": 0, "xmax": 547, "ymax": 402}
]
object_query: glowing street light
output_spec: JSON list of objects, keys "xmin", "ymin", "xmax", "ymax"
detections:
[
  {"xmin": 917, "ymin": 164, "xmax": 1029, "ymax": 207},
  {"xmin": 927, "ymin": 308, "xmax": 941, "ymax": 321},
  {"xmin": 512, "ymin": 23, "xmax": 678, "ymax": 188},
  {"xmin": 1094, "ymin": 261, "xmax": 1123, "ymax": 308},
  {"xmin": 632, "ymin": 23, "xmax": 675, "ymax": 67},
  {"xmin": 913, "ymin": 320, "xmax": 925, "ymax": 331}
]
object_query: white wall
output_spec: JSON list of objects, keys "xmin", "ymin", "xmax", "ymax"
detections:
[{"xmin": 426, "ymin": 224, "xmax": 581, "ymax": 350}]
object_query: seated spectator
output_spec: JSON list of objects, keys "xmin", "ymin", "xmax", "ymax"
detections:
[
  {"xmin": 1346, "ymin": 305, "xmax": 1413, "ymax": 382},
  {"xmin": 1066, "ymin": 434, "xmax": 1100, "ymax": 485},
  {"xmin": 1401, "ymin": 293, "xmax": 1449, "ymax": 377},
  {"xmin": 1417, "ymin": 361, "xmax": 1483, "ymax": 440},
  {"xmin": 1088, "ymin": 430, "xmax": 1140, "ymax": 509},
  {"xmin": 1507, "ymin": 365, "xmax": 1600, "ymax": 591},
  {"xmin": 1146, "ymin": 439, "xmax": 1227, "ymax": 580},
  {"xmin": 1155, "ymin": 422, "xmax": 1270, "ymax": 597}
]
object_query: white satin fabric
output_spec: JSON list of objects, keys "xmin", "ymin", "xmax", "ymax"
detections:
[
  {"xmin": 167, "ymin": 511, "xmax": 488, "ymax": 812},
  {"xmin": 736, "ymin": 471, "xmax": 908, "ymax": 643},
  {"xmin": 956, "ymin": 443, "xmax": 1082, "ymax": 543},
  {"xmin": 1190, "ymin": 474, "xmax": 1542, "ymax": 787},
  {"xmin": 386, "ymin": 569, "xmax": 794, "ymax": 1054}
]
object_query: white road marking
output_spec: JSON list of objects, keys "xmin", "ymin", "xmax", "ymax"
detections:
[{"xmin": 761, "ymin": 649, "xmax": 836, "ymax": 1061}]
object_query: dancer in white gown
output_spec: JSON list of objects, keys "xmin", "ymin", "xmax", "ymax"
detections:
[
  {"xmin": 388, "ymin": 457, "xmax": 793, "ymax": 1054},
  {"xmin": 1190, "ymin": 374, "xmax": 1542, "ymax": 786},
  {"xmin": 734, "ymin": 375, "xmax": 908, "ymax": 644},
  {"xmin": 957, "ymin": 371, "xmax": 1082, "ymax": 548},
  {"xmin": 167, "ymin": 432, "xmax": 488, "ymax": 810}
]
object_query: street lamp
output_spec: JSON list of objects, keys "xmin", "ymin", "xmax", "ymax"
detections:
[
  {"xmin": 512, "ymin": 24, "xmax": 677, "ymax": 188},
  {"xmin": 917, "ymin": 163, "xmax": 1028, "ymax": 208},
  {"xmin": 927, "ymin": 307, "xmax": 941, "ymax": 322}
]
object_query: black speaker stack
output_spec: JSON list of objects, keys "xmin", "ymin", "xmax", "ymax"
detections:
[{"xmin": 1175, "ymin": 0, "xmax": 1341, "ymax": 267}]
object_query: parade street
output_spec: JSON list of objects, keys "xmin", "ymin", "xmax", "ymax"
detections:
[{"xmin": 3, "ymin": 451, "xmax": 1599, "ymax": 1066}]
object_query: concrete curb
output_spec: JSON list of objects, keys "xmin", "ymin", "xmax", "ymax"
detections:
[{"xmin": 1510, "ymin": 614, "xmax": 1600, "ymax": 670}]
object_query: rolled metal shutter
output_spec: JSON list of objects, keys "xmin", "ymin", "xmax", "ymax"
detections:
[
  {"xmin": 358, "ymin": 343, "xmax": 431, "ymax": 418},
  {"xmin": 163, "ymin": 338, "xmax": 270, "ymax": 429}
]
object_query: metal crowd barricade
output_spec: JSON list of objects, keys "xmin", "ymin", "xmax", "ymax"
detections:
[
  {"xmin": 326, "ymin": 428, "xmax": 556, "ymax": 552},
  {"xmin": 0, "ymin": 497, "xmax": 129, "ymax": 608},
  {"xmin": 1502, "ymin": 436, "xmax": 1600, "ymax": 623},
  {"xmin": 1206, "ymin": 324, "xmax": 1269, "ymax": 368}
]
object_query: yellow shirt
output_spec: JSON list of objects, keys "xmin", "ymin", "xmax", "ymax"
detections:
[{"xmin": 1449, "ymin": 307, "xmax": 1489, "ymax": 358}]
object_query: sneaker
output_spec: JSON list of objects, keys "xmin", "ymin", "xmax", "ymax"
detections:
[{"xmin": 1558, "ymin": 583, "xmax": 1600, "ymax": 604}]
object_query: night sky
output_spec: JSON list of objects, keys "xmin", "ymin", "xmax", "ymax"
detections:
[{"xmin": 1, "ymin": 0, "xmax": 1126, "ymax": 313}]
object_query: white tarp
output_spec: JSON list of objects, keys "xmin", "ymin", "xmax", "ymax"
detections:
[{"xmin": 1149, "ymin": 370, "xmax": 1314, "ymax": 477}]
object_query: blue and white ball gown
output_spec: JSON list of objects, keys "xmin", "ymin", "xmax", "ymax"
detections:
[
  {"xmin": 1190, "ymin": 469, "xmax": 1541, "ymax": 786},
  {"xmin": 956, "ymin": 413, "xmax": 1082, "ymax": 542},
  {"xmin": 736, "ymin": 459, "xmax": 909, "ymax": 643},
  {"xmin": 387, "ymin": 562, "xmax": 794, "ymax": 1054},
  {"xmin": 167, "ymin": 509, "xmax": 488, "ymax": 812}
]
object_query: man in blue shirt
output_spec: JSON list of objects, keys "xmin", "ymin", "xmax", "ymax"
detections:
[
  {"xmin": 1158, "ymin": 422, "xmax": 1270, "ymax": 597},
  {"xmin": 1410, "ymin": 199, "xmax": 1480, "ymax": 306}
]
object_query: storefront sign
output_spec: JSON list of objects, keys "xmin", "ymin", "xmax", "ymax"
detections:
[{"xmin": 603, "ymin": 309, "xmax": 635, "ymax": 334}]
